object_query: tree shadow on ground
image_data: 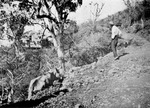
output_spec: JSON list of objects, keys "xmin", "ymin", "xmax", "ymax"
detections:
[
  {"xmin": 0, "ymin": 89, "xmax": 68, "ymax": 108},
  {"xmin": 118, "ymin": 52, "xmax": 129, "ymax": 60}
]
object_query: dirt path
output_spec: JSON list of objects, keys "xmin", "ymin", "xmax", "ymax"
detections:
[{"xmin": 96, "ymin": 33, "xmax": 150, "ymax": 108}]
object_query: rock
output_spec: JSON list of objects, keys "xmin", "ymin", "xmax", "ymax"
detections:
[
  {"xmin": 108, "ymin": 69, "xmax": 118, "ymax": 76},
  {"xmin": 92, "ymin": 62, "xmax": 97, "ymax": 69},
  {"xmin": 75, "ymin": 103, "xmax": 83, "ymax": 108},
  {"xmin": 93, "ymin": 76, "xmax": 99, "ymax": 82}
]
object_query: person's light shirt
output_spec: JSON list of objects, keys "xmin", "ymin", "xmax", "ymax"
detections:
[{"xmin": 111, "ymin": 25, "xmax": 122, "ymax": 39}]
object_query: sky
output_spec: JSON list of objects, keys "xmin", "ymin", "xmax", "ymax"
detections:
[{"xmin": 68, "ymin": 0, "xmax": 127, "ymax": 25}]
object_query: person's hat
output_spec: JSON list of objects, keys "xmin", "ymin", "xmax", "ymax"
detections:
[{"xmin": 109, "ymin": 21, "xmax": 114, "ymax": 25}]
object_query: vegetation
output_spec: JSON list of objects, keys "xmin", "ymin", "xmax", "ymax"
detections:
[
  {"xmin": 0, "ymin": 0, "xmax": 150, "ymax": 108},
  {"xmin": 0, "ymin": 0, "xmax": 82, "ymax": 104}
]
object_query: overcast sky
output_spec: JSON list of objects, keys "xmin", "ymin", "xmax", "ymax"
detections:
[{"xmin": 68, "ymin": 0, "xmax": 127, "ymax": 24}]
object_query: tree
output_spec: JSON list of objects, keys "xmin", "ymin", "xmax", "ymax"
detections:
[
  {"xmin": 89, "ymin": 1, "xmax": 104, "ymax": 31},
  {"xmin": 0, "ymin": 0, "xmax": 82, "ymax": 74},
  {"xmin": 32, "ymin": 0, "xmax": 82, "ymax": 73},
  {"xmin": 0, "ymin": 1, "xmax": 28, "ymax": 61},
  {"xmin": 36, "ymin": 0, "xmax": 82, "ymax": 73},
  {"xmin": 63, "ymin": 20, "xmax": 78, "ymax": 50},
  {"xmin": 123, "ymin": 0, "xmax": 145, "ymax": 28}
]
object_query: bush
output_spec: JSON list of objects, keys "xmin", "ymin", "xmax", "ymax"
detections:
[
  {"xmin": 70, "ymin": 46, "xmax": 111, "ymax": 67},
  {"xmin": 0, "ymin": 45, "xmax": 60, "ymax": 103}
]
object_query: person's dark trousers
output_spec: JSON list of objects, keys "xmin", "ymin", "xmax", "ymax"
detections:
[{"xmin": 111, "ymin": 36, "xmax": 118, "ymax": 58}]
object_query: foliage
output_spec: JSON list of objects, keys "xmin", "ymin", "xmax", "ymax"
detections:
[
  {"xmin": 2, "ymin": 0, "xmax": 150, "ymax": 107},
  {"xmin": 0, "ymin": 0, "xmax": 82, "ymax": 103},
  {"xmin": 122, "ymin": 0, "xmax": 150, "ymax": 28},
  {"xmin": 0, "ymin": 47, "xmax": 60, "ymax": 103},
  {"xmin": 70, "ymin": 46, "xmax": 111, "ymax": 67},
  {"xmin": 137, "ymin": 20, "xmax": 150, "ymax": 42},
  {"xmin": 63, "ymin": 20, "xmax": 79, "ymax": 51},
  {"xmin": 0, "ymin": 1, "xmax": 29, "ymax": 41},
  {"xmin": 39, "ymin": 48, "xmax": 59, "ymax": 73}
]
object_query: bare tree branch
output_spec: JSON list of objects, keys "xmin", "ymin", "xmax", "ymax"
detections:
[
  {"xmin": 94, "ymin": 2, "xmax": 105, "ymax": 21},
  {"xmin": 36, "ymin": 0, "xmax": 60, "ymax": 27},
  {"xmin": 37, "ymin": 14, "xmax": 59, "ymax": 26}
]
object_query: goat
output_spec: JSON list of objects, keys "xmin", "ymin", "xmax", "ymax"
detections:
[{"xmin": 27, "ymin": 68, "xmax": 63, "ymax": 100}]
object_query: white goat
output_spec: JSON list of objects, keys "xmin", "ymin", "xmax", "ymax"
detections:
[{"xmin": 27, "ymin": 68, "xmax": 63, "ymax": 100}]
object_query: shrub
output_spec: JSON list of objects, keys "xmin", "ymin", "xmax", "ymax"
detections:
[{"xmin": 70, "ymin": 46, "xmax": 111, "ymax": 67}]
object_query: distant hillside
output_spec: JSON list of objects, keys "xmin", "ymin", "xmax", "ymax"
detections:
[
  {"xmin": 98, "ymin": 8, "xmax": 150, "ymax": 41},
  {"xmin": 68, "ymin": 5, "xmax": 150, "ymax": 67},
  {"xmin": 75, "ymin": 6, "xmax": 150, "ymax": 48}
]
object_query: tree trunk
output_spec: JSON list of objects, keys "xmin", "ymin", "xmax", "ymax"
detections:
[
  {"xmin": 58, "ymin": 22, "xmax": 66, "ymax": 73},
  {"xmin": 52, "ymin": 33, "xmax": 65, "ymax": 74},
  {"xmin": 57, "ymin": 39, "xmax": 65, "ymax": 72},
  {"xmin": 47, "ymin": 26, "xmax": 65, "ymax": 74},
  {"xmin": 44, "ymin": 17, "xmax": 65, "ymax": 74}
]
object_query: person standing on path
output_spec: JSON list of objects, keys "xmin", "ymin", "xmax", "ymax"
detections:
[{"xmin": 109, "ymin": 21, "xmax": 122, "ymax": 60}]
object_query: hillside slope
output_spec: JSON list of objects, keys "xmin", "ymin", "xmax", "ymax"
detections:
[
  {"xmin": 1, "ymin": 31, "xmax": 150, "ymax": 108},
  {"xmin": 60, "ymin": 31, "xmax": 150, "ymax": 108}
]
